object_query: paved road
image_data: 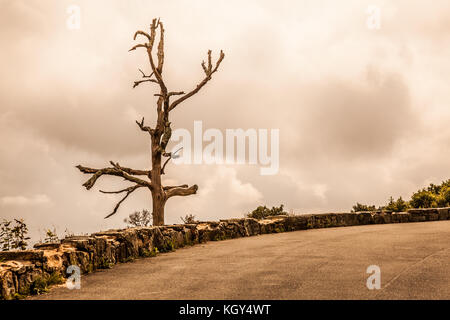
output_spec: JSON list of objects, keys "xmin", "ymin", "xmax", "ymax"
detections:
[{"xmin": 33, "ymin": 221, "xmax": 450, "ymax": 300}]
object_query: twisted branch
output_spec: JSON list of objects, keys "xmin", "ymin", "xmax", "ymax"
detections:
[
  {"xmin": 103, "ymin": 185, "xmax": 143, "ymax": 219},
  {"xmin": 76, "ymin": 164, "xmax": 151, "ymax": 190},
  {"xmin": 169, "ymin": 50, "xmax": 225, "ymax": 111},
  {"xmin": 165, "ymin": 184, "xmax": 198, "ymax": 199}
]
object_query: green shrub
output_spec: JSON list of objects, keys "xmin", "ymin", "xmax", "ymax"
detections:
[
  {"xmin": 124, "ymin": 209, "xmax": 152, "ymax": 227},
  {"xmin": 0, "ymin": 219, "xmax": 30, "ymax": 251},
  {"xmin": 351, "ymin": 203, "xmax": 377, "ymax": 212},
  {"xmin": 384, "ymin": 196, "xmax": 410, "ymax": 212},
  {"xmin": 47, "ymin": 272, "xmax": 65, "ymax": 286},
  {"xmin": 29, "ymin": 272, "xmax": 64, "ymax": 295},
  {"xmin": 181, "ymin": 214, "xmax": 197, "ymax": 224},
  {"xmin": 98, "ymin": 257, "xmax": 113, "ymax": 269},
  {"xmin": 44, "ymin": 228, "xmax": 59, "ymax": 243},
  {"xmin": 410, "ymin": 190, "xmax": 437, "ymax": 208},
  {"xmin": 246, "ymin": 204, "xmax": 286, "ymax": 220},
  {"xmin": 141, "ymin": 247, "xmax": 159, "ymax": 257},
  {"xmin": 30, "ymin": 277, "xmax": 49, "ymax": 295},
  {"xmin": 352, "ymin": 179, "xmax": 450, "ymax": 211}
]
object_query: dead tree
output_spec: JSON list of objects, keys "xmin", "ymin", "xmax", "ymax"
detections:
[{"xmin": 76, "ymin": 18, "xmax": 225, "ymax": 226}]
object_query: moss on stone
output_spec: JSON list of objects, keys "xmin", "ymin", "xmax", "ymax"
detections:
[
  {"xmin": 98, "ymin": 257, "xmax": 113, "ymax": 269},
  {"xmin": 160, "ymin": 239, "xmax": 175, "ymax": 252},
  {"xmin": 47, "ymin": 272, "xmax": 65, "ymax": 286},
  {"xmin": 30, "ymin": 276, "xmax": 49, "ymax": 295},
  {"xmin": 141, "ymin": 247, "xmax": 159, "ymax": 258}
]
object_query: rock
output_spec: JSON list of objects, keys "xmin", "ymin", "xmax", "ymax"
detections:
[
  {"xmin": 437, "ymin": 208, "xmax": 449, "ymax": 220},
  {"xmin": 33, "ymin": 242, "xmax": 62, "ymax": 250},
  {"xmin": 0, "ymin": 250, "xmax": 45, "ymax": 263}
]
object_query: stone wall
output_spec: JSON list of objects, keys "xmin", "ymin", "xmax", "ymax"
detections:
[{"xmin": 1, "ymin": 208, "xmax": 449, "ymax": 300}]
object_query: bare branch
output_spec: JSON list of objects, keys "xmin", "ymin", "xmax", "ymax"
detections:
[
  {"xmin": 133, "ymin": 79, "xmax": 158, "ymax": 88},
  {"xmin": 168, "ymin": 91, "xmax": 185, "ymax": 97},
  {"xmin": 207, "ymin": 50, "xmax": 212, "ymax": 73},
  {"xmin": 165, "ymin": 184, "xmax": 198, "ymax": 199},
  {"xmin": 100, "ymin": 185, "xmax": 142, "ymax": 194},
  {"xmin": 161, "ymin": 157, "xmax": 170, "ymax": 175},
  {"xmin": 129, "ymin": 43, "xmax": 148, "ymax": 52},
  {"xmin": 146, "ymin": 19, "xmax": 167, "ymax": 95},
  {"xmin": 129, "ymin": 19, "xmax": 167, "ymax": 95},
  {"xmin": 169, "ymin": 50, "xmax": 225, "ymax": 111},
  {"xmin": 139, "ymin": 69, "xmax": 154, "ymax": 78},
  {"xmin": 201, "ymin": 60, "xmax": 208, "ymax": 75},
  {"xmin": 161, "ymin": 147, "xmax": 182, "ymax": 175},
  {"xmin": 163, "ymin": 184, "xmax": 188, "ymax": 190},
  {"xmin": 109, "ymin": 161, "xmax": 153, "ymax": 188},
  {"xmin": 104, "ymin": 185, "xmax": 143, "ymax": 219},
  {"xmin": 76, "ymin": 164, "xmax": 151, "ymax": 190},
  {"xmin": 133, "ymin": 30, "xmax": 151, "ymax": 42},
  {"xmin": 133, "ymin": 69, "xmax": 157, "ymax": 88},
  {"xmin": 156, "ymin": 20, "xmax": 164, "ymax": 74},
  {"xmin": 135, "ymin": 117, "xmax": 154, "ymax": 135}
]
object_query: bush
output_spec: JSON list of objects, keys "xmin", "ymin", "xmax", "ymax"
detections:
[
  {"xmin": 351, "ymin": 203, "xmax": 377, "ymax": 212},
  {"xmin": 124, "ymin": 209, "xmax": 152, "ymax": 227},
  {"xmin": 410, "ymin": 190, "xmax": 437, "ymax": 208},
  {"xmin": 384, "ymin": 196, "xmax": 410, "ymax": 212},
  {"xmin": 246, "ymin": 204, "xmax": 286, "ymax": 220},
  {"xmin": 44, "ymin": 228, "xmax": 59, "ymax": 243},
  {"xmin": 439, "ymin": 186, "xmax": 450, "ymax": 206},
  {"xmin": 180, "ymin": 214, "xmax": 197, "ymax": 224}
]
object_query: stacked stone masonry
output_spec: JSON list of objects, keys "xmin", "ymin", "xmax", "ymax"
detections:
[{"xmin": 1, "ymin": 208, "xmax": 449, "ymax": 299}]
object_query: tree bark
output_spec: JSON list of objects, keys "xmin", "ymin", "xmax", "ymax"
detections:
[{"xmin": 150, "ymin": 121, "xmax": 165, "ymax": 225}]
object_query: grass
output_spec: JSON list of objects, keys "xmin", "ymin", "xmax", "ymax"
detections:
[
  {"xmin": 29, "ymin": 272, "xmax": 65, "ymax": 295},
  {"xmin": 142, "ymin": 247, "xmax": 159, "ymax": 258},
  {"xmin": 98, "ymin": 257, "xmax": 113, "ymax": 269}
]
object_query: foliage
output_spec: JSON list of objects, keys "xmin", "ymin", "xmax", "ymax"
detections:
[
  {"xmin": 44, "ymin": 228, "xmax": 59, "ymax": 243},
  {"xmin": 27, "ymin": 272, "xmax": 65, "ymax": 296},
  {"xmin": 47, "ymin": 272, "xmax": 65, "ymax": 286},
  {"xmin": 98, "ymin": 257, "xmax": 113, "ymax": 269},
  {"xmin": 30, "ymin": 276, "xmax": 49, "ymax": 295},
  {"xmin": 351, "ymin": 203, "xmax": 377, "ymax": 212},
  {"xmin": 410, "ymin": 190, "xmax": 437, "ymax": 208},
  {"xmin": 0, "ymin": 220, "xmax": 13, "ymax": 251},
  {"xmin": 246, "ymin": 204, "xmax": 287, "ymax": 220},
  {"xmin": 383, "ymin": 196, "xmax": 410, "ymax": 212},
  {"xmin": 181, "ymin": 214, "xmax": 197, "ymax": 224},
  {"xmin": 124, "ymin": 209, "xmax": 152, "ymax": 227},
  {"xmin": 142, "ymin": 247, "xmax": 159, "ymax": 258},
  {"xmin": 352, "ymin": 179, "xmax": 450, "ymax": 212},
  {"xmin": 0, "ymin": 219, "xmax": 30, "ymax": 251}
]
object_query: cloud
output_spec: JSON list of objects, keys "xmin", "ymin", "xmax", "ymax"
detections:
[
  {"xmin": 0, "ymin": 194, "xmax": 51, "ymax": 206},
  {"xmin": 0, "ymin": 0, "xmax": 450, "ymax": 243},
  {"xmin": 295, "ymin": 71, "xmax": 418, "ymax": 161}
]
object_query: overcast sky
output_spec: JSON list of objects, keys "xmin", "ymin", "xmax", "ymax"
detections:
[{"xmin": 1, "ymin": 0, "xmax": 449, "ymax": 242}]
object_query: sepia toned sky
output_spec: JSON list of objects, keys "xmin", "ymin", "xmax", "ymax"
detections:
[{"xmin": 1, "ymin": 0, "xmax": 450, "ymax": 242}]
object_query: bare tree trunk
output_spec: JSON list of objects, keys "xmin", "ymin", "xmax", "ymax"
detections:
[
  {"xmin": 152, "ymin": 190, "xmax": 165, "ymax": 225},
  {"xmin": 151, "ymin": 129, "xmax": 165, "ymax": 226}
]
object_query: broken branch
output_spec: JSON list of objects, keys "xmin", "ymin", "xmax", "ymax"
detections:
[
  {"xmin": 103, "ymin": 185, "xmax": 143, "ymax": 219},
  {"xmin": 169, "ymin": 50, "xmax": 225, "ymax": 111}
]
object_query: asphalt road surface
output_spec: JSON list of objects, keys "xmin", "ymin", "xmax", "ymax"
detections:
[{"xmin": 32, "ymin": 221, "xmax": 450, "ymax": 300}]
